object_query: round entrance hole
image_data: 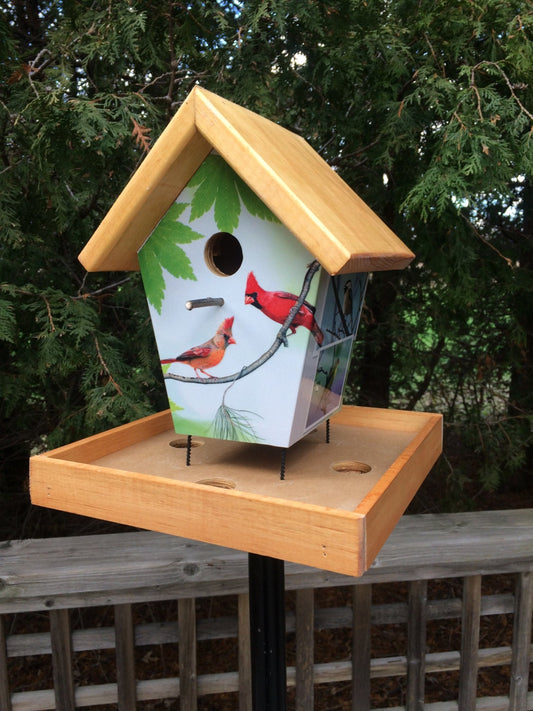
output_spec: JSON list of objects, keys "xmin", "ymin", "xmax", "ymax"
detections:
[
  {"xmin": 332, "ymin": 460, "xmax": 372, "ymax": 474},
  {"xmin": 195, "ymin": 478, "xmax": 236, "ymax": 490},
  {"xmin": 204, "ymin": 232, "xmax": 243, "ymax": 276},
  {"xmin": 169, "ymin": 438, "xmax": 202, "ymax": 449}
]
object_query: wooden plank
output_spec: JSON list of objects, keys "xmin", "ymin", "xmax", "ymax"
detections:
[
  {"xmin": 286, "ymin": 642, "xmax": 523, "ymax": 682},
  {"xmin": 0, "ymin": 532, "xmax": 251, "ymax": 613},
  {"xmin": 36, "ymin": 410, "xmax": 172, "ymax": 464},
  {"xmin": 295, "ymin": 588, "xmax": 314, "ymax": 711},
  {"xmin": 49, "ymin": 609, "xmax": 76, "ymax": 711},
  {"xmin": 458, "ymin": 575, "xmax": 481, "ymax": 710},
  {"xmin": 5, "ymin": 613, "xmax": 529, "ymax": 671},
  {"xmin": 194, "ymin": 88, "xmax": 414, "ymax": 274},
  {"xmin": 66, "ymin": 415, "xmax": 415, "ymax": 514},
  {"xmin": 11, "ymin": 688, "xmax": 57, "ymax": 711},
  {"xmin": 314, "ymin": 593, "xmax": 515, "ymax": 630},
  {"xmin": 5, "ymin": 646, "xmax": 533, "ymax": 709},
  {"xmin": 370, "ymin": 693, "xmax": 533, "ymax": 711},
  {"xmin": 7, "ymin": 615, "xmax": 234, "ymax": 658},
  {"xmin": 4, "ymin": 594, "xmax": 519, "ymax": 661},
  {"xmin": 178, "ymin": 598, "xmax": 197, "ymax": 708},
  {"xmin": 2, "ymin": 511, "xmax": 533, "ymax": 613},
  {"xmin": 238, "ymin": 593, "xmax": 252, "ymax": 711},
  {"xmin": 4, "ymin": 592, "xmax": 517, "ymax": 660},
  {"xmin": 509, "ymin": 570, "xmax": 533, "ymax": 711},
  {"xmin": 332, "ymin": 406, "xmax": 435, "ymax": 433},
  {"xmin": 114, "ymin": 604, "xmax": 137, "ymax": 709},
  {"xmin": 28, "ymin": 405, "xmax": 443, "ymax": 576},
  {"xmin": 359, "ymin": 412, "xmax": 443, "ymax": 570},
  {"xmin": 363, "ymin": 509, "xmax": 533, "ymax": 583},
  {"xmin": 30, "ymin": 451, "xmax": 365, "ymax": 576},
  {"xmin": 406, "ymin": 580, "xmax": 427, "ymax": 711},
  {"xmin": 0, "ymin": 615, "xmax": 12, "ymax": 711},
  {"xmin": 352, "ymin": 584, "xmax": 372, "ymax": 711},
  {"xmin": 79, "ymin": 86, "xmax": 413, "ymax": 275},
  {"xmin": 295, "ymin": 645, "xmax": 533, "ymax": 682},
  {"xmin": 8, "ymin": 686, "xmax": 533, "ymax": 711}
]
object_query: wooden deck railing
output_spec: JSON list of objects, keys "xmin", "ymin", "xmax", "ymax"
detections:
[{"xmin": 0, "ymin": 509, "xmax": 532, "ymax": 710}]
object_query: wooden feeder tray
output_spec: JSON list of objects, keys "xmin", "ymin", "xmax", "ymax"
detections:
[{"xmin": 30, "ymin": 406, "xmax": 442, "ymax": 576}]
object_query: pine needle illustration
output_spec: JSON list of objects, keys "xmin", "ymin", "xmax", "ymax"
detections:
[
  {"xmin": 211, "ymin": 378, "xmax": 262, "ymax": 442},
  {"xmin": 211, "ymin": 403, "xmax": 261, "ymax": 442}
]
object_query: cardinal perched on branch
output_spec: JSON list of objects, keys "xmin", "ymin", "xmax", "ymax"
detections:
[
  {"xmin": 160, "ymin": 317, "xmax": 236, "ymax": 378},
  {"xmin": 245, "ymin": 272, "xmax": 324, "ymax": 345}
]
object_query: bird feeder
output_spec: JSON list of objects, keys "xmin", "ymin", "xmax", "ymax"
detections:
[
  {"xmin": 30, "ymin": 87, "xmax": 442, "ymax": 577},
  {"xmin": 77, "ymin": 86, "xmax": 414, "ymax": 450}
]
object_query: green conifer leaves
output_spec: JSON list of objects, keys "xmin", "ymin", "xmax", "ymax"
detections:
[{"xmin": 1, "ymin": 0, "xmax": 532, "ymax": 513}]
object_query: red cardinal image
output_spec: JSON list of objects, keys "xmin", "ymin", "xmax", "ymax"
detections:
[
  {"xmin": 245, "ymin": 272, "xmax": 324, "ymax": 345},
  {"xmin": 160, "ymin": 317, "xmax": 236, "ymax": 378}
]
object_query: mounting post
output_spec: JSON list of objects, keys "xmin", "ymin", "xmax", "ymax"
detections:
[{"xmin": 248, "ymin": 553, "xmax": 287, "ymax": 711}]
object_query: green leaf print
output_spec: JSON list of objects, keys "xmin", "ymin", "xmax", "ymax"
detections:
[
  {"xmin": 214, "ymin": 166, "xmax": 241, "ymax": 232},
  {"xmin": 188, "ymin": 160, "xmax": 220, "ymax": 221},
  {"xmin": 168, "ymin": 398, "xmax": 183, "ymax": 413},
  {"xmin": 138, "ymin": 202, "xmax": 203, "ymax": 314},
  {"xmin": 237, "ymin": 179, "xmax": 280, "ymax": 223},
  {"xmin": 188, "ymin": 154, "xmax": 279, "ymax": 232}
]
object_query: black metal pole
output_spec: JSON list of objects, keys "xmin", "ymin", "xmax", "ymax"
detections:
[{"xmin": 248, "ymin": 553, "xmax": 287, "ymax": 711}]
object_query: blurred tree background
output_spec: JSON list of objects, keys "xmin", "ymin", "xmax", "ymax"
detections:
[{"xmin": 1, "ymin": 0, "xmax": 532, "ymax": 536}]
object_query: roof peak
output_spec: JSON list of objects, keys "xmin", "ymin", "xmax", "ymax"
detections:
[{"xmin": 79, "ymin": 86, "xmax": 413, "ymax": 274}]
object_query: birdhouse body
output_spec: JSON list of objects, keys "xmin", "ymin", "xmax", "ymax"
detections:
[
  {"xmin": 30, "ymin": 87, "xmax": 444, "ymax": 578},
  {"xmin": 77, "ymin": 85, "xmax": 414, "ymax": 449},
  {"xmin": 138, "ymin": 154, "xmax": 367, "ymax": 448}
]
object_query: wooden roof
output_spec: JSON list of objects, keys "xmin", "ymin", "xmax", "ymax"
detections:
[{"xmin": 79, "ymin": 86, "xmax": 413, "ymax": 275}]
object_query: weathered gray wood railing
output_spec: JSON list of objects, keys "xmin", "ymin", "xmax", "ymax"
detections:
[{"xmin": 1, "ymin": 509, "xmax": 532, "ymax": 710}]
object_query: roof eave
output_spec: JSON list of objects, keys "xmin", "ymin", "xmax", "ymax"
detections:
[
  {"xmin": 78, "ymin": 92, "xmax": 211, "ymax": 272},
  {"xmin": 79, "ymin": 86, "xmax": 414, "ymax": 275}
]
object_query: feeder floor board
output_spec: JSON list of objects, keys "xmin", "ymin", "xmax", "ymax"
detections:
[{"xmin": 30, "ymin": 406, "xmax": 442, "ymax": 576}]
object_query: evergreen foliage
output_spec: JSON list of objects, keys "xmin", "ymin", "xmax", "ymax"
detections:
[{"xmin": 1, "ymin": 0, "xmax": 532, "ymax": 527}]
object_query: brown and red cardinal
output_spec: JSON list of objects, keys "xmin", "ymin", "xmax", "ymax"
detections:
[
  {"xmin": 160, "ymin": 317, "xmax": 235, "ymax": 378},
  {"xmin": 245, "ymin": 272, "xmax": 324, "ymax": 345}
]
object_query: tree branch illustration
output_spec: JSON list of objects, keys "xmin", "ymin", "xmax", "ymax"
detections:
[
  {"xmin": 331, "ymin": 275, "xmax": 350, "ymax": 337},
  {"xmin": 163, "ymin": 260, "xmax": 321, "ymax": 385}
]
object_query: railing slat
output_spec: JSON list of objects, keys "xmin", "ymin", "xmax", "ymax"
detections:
[
  {"xmin": 510, "ymin": 570, "xmax": 533, "ymax": 711},
  {"xmin": 114, "ymin": 603, "xmax": 137, "ymax": 709},
  {"xmin": 458, "ymin": 574, "xmax": 481, "ymax": 710},
  {"xmin": 7, "ymin": 686, "xmax": 533, "ymax": 711},
  {"xmin": 352, "ymin": 584, "xmax": 372, "ymax": 711},
  {"xmin": 2, "ymin": 592, "xmax": 519, "ymax": 660},
  {"xmin": 0, "ymin": 511, "xmax": 531, "ymax": 710},
  {"xmin": 406, "ymin": 579, "xmax": 427, "ymax": 711},
  {"xmin": 2, "ymin": 510, "xmax": 533, "ymax": 613},
  {"xmin": 295, "ymin": 588, "xmax": 314, "ymax": 710},
  {"xmin": 49, "ymin": 609, "xmax": 75, "ymax": 711},
  {"xmin": 178, "ymin": 597, "xmax": 197, "ymax": 709},
  {"xmin": 0, "ymin": 615, "xmax": 12, "ymax": 711},
  {"xmin": 238, "ymin": 592, "xmax": 252, "ymax": 711}
]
